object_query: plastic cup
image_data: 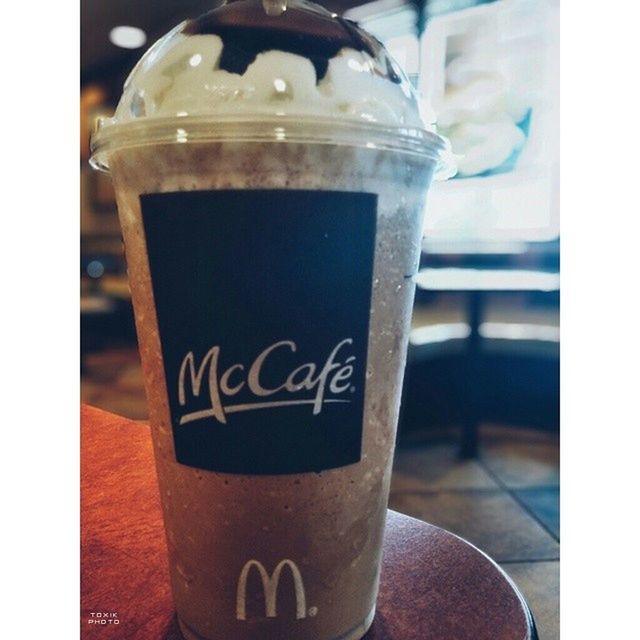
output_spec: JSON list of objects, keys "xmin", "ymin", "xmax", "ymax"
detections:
[{"xmin": 91, "ymin": 2, "xmax": 451, "ymax": 639}]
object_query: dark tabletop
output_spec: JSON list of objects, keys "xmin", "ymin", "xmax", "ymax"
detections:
[{"xmin": 81, "ymin": 404, "xmax": 536, "ymax": 640}]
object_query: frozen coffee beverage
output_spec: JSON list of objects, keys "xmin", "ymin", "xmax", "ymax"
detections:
[{"xmin": 91, "ymin": 2, "xmax": 451, "ymax": 639}]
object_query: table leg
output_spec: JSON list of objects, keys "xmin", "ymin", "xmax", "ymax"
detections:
[{"xmin": 459, "ymin": 291, "xmax": 482, "ymax": 459}]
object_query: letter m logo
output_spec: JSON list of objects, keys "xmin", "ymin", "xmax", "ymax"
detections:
[{"xmin": 236, "ymin": 559, "xmax": 307, "ymax": 621}]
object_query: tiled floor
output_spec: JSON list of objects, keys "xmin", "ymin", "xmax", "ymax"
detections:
[
  {"xmin": 390, "ymin": 427, "xmax": 560, "ymax": 640},
  {"xmin": 81, "ymin": 347, "xmax": 149, "ymax": 420},
  {"xmin": 82, "ymin": 346, "xmax": 560, "ymax": 640}
]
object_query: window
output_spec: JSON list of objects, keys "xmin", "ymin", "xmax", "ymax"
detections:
[{"xmin": 348, "ymin": 0, "xmax": 559, "ymax": 249}]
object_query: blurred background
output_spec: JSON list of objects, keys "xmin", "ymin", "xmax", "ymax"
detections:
[{"xmin": 81, "ymin": 0, "xmax": 559, "ymax": 636}]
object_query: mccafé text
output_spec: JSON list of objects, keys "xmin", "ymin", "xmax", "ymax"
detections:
[{"xmin": 178, "ymin": 338, "xmax": 356, "ymax": 425}]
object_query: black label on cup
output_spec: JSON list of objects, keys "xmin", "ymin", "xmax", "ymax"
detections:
[{"xmin": 141, "ymin": 190, "xmax": 377, "ymax": 474}]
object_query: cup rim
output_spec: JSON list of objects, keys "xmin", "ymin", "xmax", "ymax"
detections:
[{"xmin": 89, "ymin": 114, "xmax": 456, "ymax": 179}]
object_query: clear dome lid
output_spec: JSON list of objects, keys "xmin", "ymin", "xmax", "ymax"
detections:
[{"xmin": 91, "ymin": 0, "xmax": 453, "ymax": 173}]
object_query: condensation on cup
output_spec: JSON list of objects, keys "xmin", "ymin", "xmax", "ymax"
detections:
[{"xmin": 90, "ymin": 1, "xmax": 453, "ymax": 639}]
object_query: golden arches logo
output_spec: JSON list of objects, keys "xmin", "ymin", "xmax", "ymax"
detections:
[{"xmin": 236, "ymin": 559, "xmax": 308, "ymax": 621}]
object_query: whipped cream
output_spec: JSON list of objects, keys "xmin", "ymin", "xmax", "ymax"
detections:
[{"xmin": 114, "ymin": 33, "xmax": 427, "ymax": 128}]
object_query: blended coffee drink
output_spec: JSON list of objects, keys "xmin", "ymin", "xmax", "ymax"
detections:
[{"xmin": 91, "ymin": 2, "xmax": 450, "ymax": 639}]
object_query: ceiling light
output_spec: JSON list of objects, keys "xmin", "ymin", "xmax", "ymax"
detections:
[{"xmin": 109, "ymin": 26, "xmax": 147, "ymax": 50}]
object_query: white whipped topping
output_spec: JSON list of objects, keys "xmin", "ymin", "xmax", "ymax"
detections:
[{"xmin": 115, "ymin": 34, "xmax": 426, "ymax": 128}]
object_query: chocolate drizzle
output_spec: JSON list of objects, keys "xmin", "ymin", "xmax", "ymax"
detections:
[{"xmin": 182, "ymin": 0, "xmax": 401, "ymax": 83}]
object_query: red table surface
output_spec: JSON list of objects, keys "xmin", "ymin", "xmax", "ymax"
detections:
[{"xmin": 81, "ymin": 404, "xmax": 535, "ymax": 640}]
